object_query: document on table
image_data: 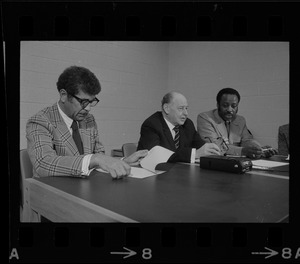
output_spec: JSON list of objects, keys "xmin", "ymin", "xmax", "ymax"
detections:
[
  {"xmin": 96, "ymin": 167, "xmax": 165, "ymax": 178},
  {"xmin": 128, "ymin": 167, "xmax": 165, "ymax": 179},
  {"xmin": 140, "ymin": 145, "xmax": 174, "ymax": 173},
  {"xmin": 96, "ymin": 146, "xmax": 174, "ymax": 179},
  {"xmin": 251, "ymin": 159, "xmax": 288, "ymax": 169}
]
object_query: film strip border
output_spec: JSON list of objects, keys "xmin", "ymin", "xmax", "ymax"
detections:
[
  {"xmin": 3, "ymin": 2, "xmax": 297, "ymax": 40},
  {"xmin": 11, "ymin": 224, "xmax": 300, "ymax": 262},
  {"xmin": 5, "ymin": 1, "xmax": 299, "ymax": 263}
]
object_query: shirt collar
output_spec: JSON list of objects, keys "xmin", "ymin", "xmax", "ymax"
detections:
[
  {"xmin": 163, "ymin": 115, "xmax": 176, "ymax": 131},
  {"xmin": 57, "ymin": 101, "xmax": 74, "ymax": 131}
]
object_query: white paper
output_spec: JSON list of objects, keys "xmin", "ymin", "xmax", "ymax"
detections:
[
  {"xmin": 96, "ymin": 167, "xmax": 165, "ymax": 179},
  {"xmin": 96, "ymin": 146, "xmax": 173, "ymax": 179},
  {"xmin": 96, "ymin": 168, "xmax": 109, "ymax": 173},
  {"xmin": 252, "ymin": 159, "xmax": 288, "ymax": 169},
  {"xmin": 140, "ymin": 145, "xmax": 174, "ymax": 173},
  {"xmin": 128, "ymin": 167, "xmax": 165, "ymax": 179}
]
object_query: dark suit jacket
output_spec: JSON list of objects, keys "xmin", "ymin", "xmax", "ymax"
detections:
[{"xmin": 137, "ymin": 111, "xmax": 204, "ymax": 163}]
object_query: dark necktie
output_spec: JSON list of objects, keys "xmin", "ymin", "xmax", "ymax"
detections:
[
  {"xmin": 71, "ymin": 121, "xmax": 84, "ymax": 154},
  {"xmin": 173, "ymin": 125, "xmax": 180, "ymax": 149},
  {"xmin": 225, "ymin": 121, "xmax": 231, "ymax": 139}
]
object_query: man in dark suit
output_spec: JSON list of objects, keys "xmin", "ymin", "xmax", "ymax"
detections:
[{"xmin": 137, "ymin": 92, "xmax": 220, "ymax": 163}]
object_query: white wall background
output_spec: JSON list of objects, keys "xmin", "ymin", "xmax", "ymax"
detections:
[
  {"xmin": 20, "ymin": 41, "xmax": 169, "ymax": 155},
  {"xmin": 20, "ymin": 41, "xmax": 289, "ymax": 154}
]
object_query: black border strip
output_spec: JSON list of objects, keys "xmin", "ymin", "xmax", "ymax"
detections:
[{"xmin": 6, "ymin": 1, "xmax": 299, "ymax": 263}]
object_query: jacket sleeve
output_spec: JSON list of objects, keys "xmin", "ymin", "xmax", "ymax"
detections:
[
  {"xmin": 26, "ymin": 115, "xmax": 85, "ymax": 177},
  {"xmin": 168, "ymin": 149, "xmax": 192, "ymax": 163},
  {"xmin": 190, "ymin": 122, "xmax": 205, "ymax": 149}
]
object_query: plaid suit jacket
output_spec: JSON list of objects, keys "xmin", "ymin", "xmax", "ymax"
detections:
[{"xmin": 26, "ymin": 103, "xmax": 105, "ymax": 177}]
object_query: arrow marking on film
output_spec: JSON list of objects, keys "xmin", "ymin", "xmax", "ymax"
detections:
[
  {"xmin": 251, "ymin": 247, "xmax": 279, "ymax": 259},
  {"xmin": 110, "ymin": 247, "xmax": 137, "ymax": 259}
]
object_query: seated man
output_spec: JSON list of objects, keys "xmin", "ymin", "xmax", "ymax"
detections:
[
  {"xmin": 137, "ymin": 92, "xmax": 220, "ymax": 163},
  {"xmin": 197, "ymin": 87, "xmax": 277, "ymax": 159},
  {"xmin": 278, "ymin": 124, "xmax": 289, "ymax": 156},
  {"xmin": 26, "ymin": 66, "xmax": 147, "ymax": 179}
]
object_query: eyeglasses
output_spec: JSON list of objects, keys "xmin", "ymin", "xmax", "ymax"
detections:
[{"xmin": 70, "ymin": 94, "xmax": 99, "ymax": 109}]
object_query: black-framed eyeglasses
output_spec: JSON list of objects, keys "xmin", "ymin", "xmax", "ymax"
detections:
[{"xmin": 70, "ymin": 94, "xmax": 99, "ymax": 109}]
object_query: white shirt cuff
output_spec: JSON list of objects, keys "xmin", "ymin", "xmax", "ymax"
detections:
[
  {"xmin": 81, "ymin": 154, "xmax": 94, "ymax": 176},
  {"xmin": 190, "ymin": 148, "xmax": 196, "ymax": 163}
]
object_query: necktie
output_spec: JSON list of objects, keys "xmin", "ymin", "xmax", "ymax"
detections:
[
  {"xmin": 71, "ymin": 121, "xmax": 84, "ymax": 154},
  {"xmin": 173, "ymin": 125, "xmax": 180, "ymax": 149},
  {"xmin": 225, "ymin": 121, "xmax": 231, "ymax": 140}
]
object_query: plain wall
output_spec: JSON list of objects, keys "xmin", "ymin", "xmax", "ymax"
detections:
[
  {"xmin": 168, "ymin": 42, "xmax": 289, "ymax": 148},
  {"xmin": 20, "ymin": 41, "xmax": 169, "ymax": 155},
  {"xmin": 20, "ymin": 41, "xmax": 289, "ymax": 154}
]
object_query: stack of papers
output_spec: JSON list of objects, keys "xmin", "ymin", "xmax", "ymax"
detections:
[
  {"xmin": 251, "ymin": 159, "xmax": 288, "ymax": 170},
  {"xmin": 97, "ymin": 146, "xmax": 174, "ymax": 179}
]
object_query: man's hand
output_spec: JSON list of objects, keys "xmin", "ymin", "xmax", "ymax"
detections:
[
  {"xmin": 123, "ymin": 149, "xmax": 149, "ymax": 166},
  {"xmin": 90, "ymin": 154, "xmax": 131, "ymax": 179},
  {"xmin": 261, "ymin": 145, "xmax": 278, "ymax": 158},
  {"xmin": 196, "ymin": 143, "xmax": 221, "ymax": 158},
  {"xmin": 241, "ymin": 145, "xmax": 263, "ymax": 159}
]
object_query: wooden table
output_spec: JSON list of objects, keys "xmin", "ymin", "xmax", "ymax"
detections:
[{"xmin": 23, "ymin": 157, "xmax": 289, "ymax": 223}]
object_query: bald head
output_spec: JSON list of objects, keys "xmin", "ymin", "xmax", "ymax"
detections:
[
  {"xmin": 161, "ymin": 92, "xmax": 186, "ymax": 106},
  {"xmin": 162, "ymin": 92, "xmax": 188, "ymax": 126}
]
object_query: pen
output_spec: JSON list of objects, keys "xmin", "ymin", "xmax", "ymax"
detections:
[
  {"xmin": 222, "ymin": 138, "xmax": 229, "ymax": 151},
  {"xmin": 262, "ymin": 147, "xmax": 274, "ymax": 152},
  {"xmin": 262, "ymin": 148, "xmax": 269, "ymax": 152},
  {"xmin": 205, "ymin": 137, "xmax": 212, "ymax": 143}
]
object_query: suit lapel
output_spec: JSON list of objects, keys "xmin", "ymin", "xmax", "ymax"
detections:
[
  {"xmin": 50, "ymin": 103, "xmax": 81, "ymax": 155},
  {"xmin": 78, "ymin": 121, "xmax": 93, "ymax": 154},
  {"xmin": 216, "ymin": 123, "xmax": 228, "ymax": 139},
  {"xmin": 178, "ymin": 125, "xmax": 186, "ymax": 148},
  {"xmin": 228, "ymin": 119, "xmax": 241, "ymax": 144},
  {"xmin": 159, "ymin": 113, "xmax": 177, "ymax": 151},
  {"xmin": 213, "ymin": 109, "xmax": 229, "ymax": 141}
]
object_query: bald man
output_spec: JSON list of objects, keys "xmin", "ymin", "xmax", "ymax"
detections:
[{"xmin": 137, "ymin": 92, "xmax": 220, "ymax": 163}]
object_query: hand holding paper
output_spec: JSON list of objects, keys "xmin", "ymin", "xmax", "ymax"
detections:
[
  {"xmin": 97, "ymin": 146, "xmax": 174, "ymax": 179},
  {"xmin": 140, "ymin": 145, "xmax": 174, "ymax": 173}
]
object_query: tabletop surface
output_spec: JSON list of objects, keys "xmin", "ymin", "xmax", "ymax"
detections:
[{"xmin": 35, "ymin": 157, "xmax": 289, "ymax": 223}]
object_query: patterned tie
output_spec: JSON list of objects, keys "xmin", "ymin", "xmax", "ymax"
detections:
[
  {"xmin": 71, "ymin": 121, "xmax": 84, "ymax": 154},
  {"xmin": 173, "ymin": 125, "xmax": 180, "ymax": 149}
]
